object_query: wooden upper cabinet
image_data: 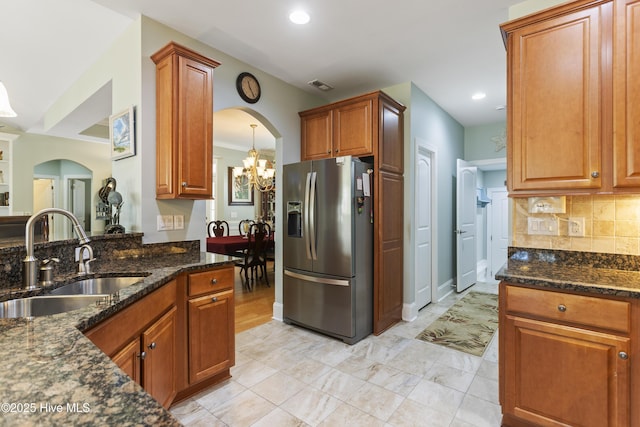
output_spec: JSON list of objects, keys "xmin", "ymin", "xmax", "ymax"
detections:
[
  {"xmin": 300, "ymin": 91, "xmax": 404, "ymax": 164},
  {"xmin": 333, "ymin": 98, "xmax": 373, "ymax": 157},
  {"xmin": 613, "ymin": 0, "xmax": 640, "ymax": 187},
  {"xmin": 501, "ymin": 2, "xmax": 610, "ymax": 192},
  {"xmin": 151, "ymin": 42, "xmax": 220, "ymax": 199},
  {"xmin": 301, "ymin": 109, "xmax": 333, "ymax": 160}
]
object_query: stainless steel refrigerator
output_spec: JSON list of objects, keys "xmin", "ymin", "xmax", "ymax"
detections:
[{"xmin": 283, "ymin": 156, "xmax": 373, "ymax": 344}]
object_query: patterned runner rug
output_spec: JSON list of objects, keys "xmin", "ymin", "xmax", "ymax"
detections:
[{"xmin": 416, "ymin": 291, "xmax": 499, "ymax": 356}]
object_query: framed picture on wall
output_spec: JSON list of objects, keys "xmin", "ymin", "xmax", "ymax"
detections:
[
  {"xmin": 110, "ymin": 106, "xmax": 135, "ymax": 160},
  {"xmin": 228, "ymin": 167, "xmax": 254, "ymax": 206}
]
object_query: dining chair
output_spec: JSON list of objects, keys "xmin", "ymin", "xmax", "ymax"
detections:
[
  {"xmin": 238, "ymin": 219, "xmax": 255, "ymax": 237},
  {"xmin": 207, "ymin": 220, "xmax": 230, "ymax": 237},
  {"xmin": 237, "ymin": 222, "xmax": 271, "ymax": 289}
]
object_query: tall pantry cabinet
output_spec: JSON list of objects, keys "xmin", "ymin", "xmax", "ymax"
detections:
[
  {"xmin": 151, "ymin": 42, "xmax": 220, "ymax": 199},
  {"xmin": 299, "ymin": 90, "xmax": 405, "ymax": 334}
]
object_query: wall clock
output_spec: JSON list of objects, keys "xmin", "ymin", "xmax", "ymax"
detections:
[{"xmin": 236, "ymin": 72, "xmax": 261, "ymax": 104}]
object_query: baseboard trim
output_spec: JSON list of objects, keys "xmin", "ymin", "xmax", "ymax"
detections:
[
  {"xmin": 272, "ymin": 301, "xmax": 283, "ymax": 322},
  {"xmin": 437, "ymin": 278, "xmax": 454, "ymax": 302},
  {"xmin": 403, "ymin": 302, "xmax": 417, "ymax": 322}
]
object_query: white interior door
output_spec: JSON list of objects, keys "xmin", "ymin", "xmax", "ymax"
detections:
[
  {"xmin": 456, "ymin": 159, "xmax": 477, "ymax": 292},
  {"xmin": 415, "ymin": 147, "xmax": 432, "ymax": 309},
  {"xmin": 70, "ymin": 179, "xmax": 86, "ymax": 229},
  {"xmin": 488, "ymin": 187, "xmax": 509, "ymax": 283},
  {"xmin": 33, "ymin": 178, "xmax": 55, "ymax": 240}
]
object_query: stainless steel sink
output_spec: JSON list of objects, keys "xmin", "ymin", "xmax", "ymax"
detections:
[
  {"xmin": 0, "ymin": 295, "xmax": 108, "ymax": 318},
  {"xmin": 49, "ymin": 277, "xmax": 144, "ymax": 296}
]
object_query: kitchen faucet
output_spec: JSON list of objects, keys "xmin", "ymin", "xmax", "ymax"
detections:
[
  {"xmin": 23, "ymin": 208, "xmax": 92, "ymax": 290},
  {"xmin": 77, "ymin": 244, "xmax": 94, "ymax": 275}
]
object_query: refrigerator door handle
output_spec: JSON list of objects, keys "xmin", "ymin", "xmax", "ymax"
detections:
[
  {"xmin": 285, "ymin": 269, "xmax": 350, "ymax": 287},
  {"xmin": 309, "ymin": 171, "xmax": 318, "ymax": 260},
  {"xmin": 304, "ymin": 172, "xmax": 312, "ymax": 260}
]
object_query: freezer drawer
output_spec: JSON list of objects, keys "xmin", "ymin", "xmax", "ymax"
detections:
[{"xmin": 283, "ymin": 269, "xmax": 354, "ymax": 341}]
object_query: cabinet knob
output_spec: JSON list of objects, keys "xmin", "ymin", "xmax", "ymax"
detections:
[
  {"xmin": 619, "ymin": 351, "xmax": 629, "ymax": 360},
  {"xmin": 591, "ymin": 171, "xmax": 600, "ymax": 178},
  {"xmin": 148, "ymin": 342, "xmax": 157, "ymax": 350},
  {"xmin": 327, "ymin": 150, "xmax": 331, "ymax": 154},
  {"xmin": 182, "ymin": 182, "xmax": 187, "ymax": 187},
  {"xmin": 557, "ymin": 304, "xmax": 567, "ymax": 312},
  {"xmin": 212, "ymin": 296, "xmax": 218, "ymax": 302},
  {"xmin": 210, "ymin": 278, "xmax": 218, "ymax": 285},
  {"xmin": 138, "ymin": 351, "xmax": 146, "ymax": 360}
]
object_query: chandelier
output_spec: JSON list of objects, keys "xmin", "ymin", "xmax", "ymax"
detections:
[{"xmin": 233, "ymin": 124, "xmax": 275, "ymax": 193}]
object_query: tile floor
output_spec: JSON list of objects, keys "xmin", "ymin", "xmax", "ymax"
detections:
[{"xmin": 170, "ymin": 282, "xmax": 501, "ymax": 427}]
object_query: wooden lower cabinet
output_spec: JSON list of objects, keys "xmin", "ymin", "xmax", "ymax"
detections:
[
  {"xmin": 85, "ymin": 265, "xmax": 236, "ymax": 408},
  {"xmin": 110, "ymin": 307, "xmax": 178, "ymax": 408},
  {"xmin": 188, "ymin": 289, "xmax": 234, "ymax": 383},
  {"xmin": 111, "ymin": 337, "xmax": 141, "ymax": 385},
  {"xmin": 142, "ymin": 306, "xmax": 178, "ymax": 408},
  {"xmin": 499, "ymin": 283, "xmax": 636, "ymax": 427}
]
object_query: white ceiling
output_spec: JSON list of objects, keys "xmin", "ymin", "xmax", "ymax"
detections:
[{"xmin": 0, "ymin": 0, "xmax": 524, "ymax": 150}]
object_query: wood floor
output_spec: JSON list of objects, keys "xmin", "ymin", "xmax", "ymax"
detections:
[{"xmin": 233, "ymin": 261, "xmax": 275, "ymax": 333}]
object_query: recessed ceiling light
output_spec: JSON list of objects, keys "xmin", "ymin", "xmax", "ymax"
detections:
[
  {"xmin": 472, "ymin": 92, "xmax": 486, "ymax": 101},
  {"xmin": 289, "ymin": 10, "xmax": 310, "ymax": 25}
]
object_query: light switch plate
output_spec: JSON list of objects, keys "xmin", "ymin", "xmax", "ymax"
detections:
[
  {"xmin": 157, "ymin": 215, "xmax": 174, "ymax": 231},
  {"xmin": 527, "ymin": 217, "xmax": 559, "ymax": 236},
  {"xmin": 174, "ymin": 215, "xmax": 184, "ymax": 230}
]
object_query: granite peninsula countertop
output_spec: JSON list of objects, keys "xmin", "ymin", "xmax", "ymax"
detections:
[
  {"xmin": 0, "ymin": 250, "xmax": 237, "ymax": 427},
  {"xmin": 496, "ymin": 247, "xmax": 640, "ymax": 298}
]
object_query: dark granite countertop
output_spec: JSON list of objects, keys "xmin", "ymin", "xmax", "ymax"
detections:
[
  {"xmin": 0, "ymin": 250, "xmax": 237, "ymax": 426},
  {"xmin": 496, "ymin": 247, "xmax": 640, "ymax": 298}
]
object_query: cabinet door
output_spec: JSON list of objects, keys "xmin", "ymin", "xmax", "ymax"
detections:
[
  {"xmin": 373, "ymin": 171, "xmax": 403, "ymax": 334},
  {"xmin": 188, "ymin": 289, "xmax": 235, "ymax": 384},
  {"xmin": 301, "ymin": 109, "xmax": 333, "ymax": 160},
  {"xmin": 507, "ymin": 5, "xmax": 607, "ymax": 191},
  {"xmin": 142, "ymin": 306, "xmax": 177, "ymax": 409},
  {"xmin": 503, "ymin": 315, "xmax": 630, "ymax": 427},
  {"xmin": 111, "ymin": 337, "xmax": 141, "ymax": 385},
  {"xmin": 613, "ymin": 0, "xmax": 640, "ymax": 187},
  {"xmin": 333, "ymin": 99, "xmax": 373, "ymax": 157},
  {"xmin": 177, "ymin": 55, "xmax": 213, "ymax": 198}
]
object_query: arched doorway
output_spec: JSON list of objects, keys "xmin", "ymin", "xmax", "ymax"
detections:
[
  {"xmin": 211, "ymin": 107, "xmax": 279, "ymax": 333},
  {"xmin": 33, "ymin": 159, "xmax": 92, "ymax": 240}
]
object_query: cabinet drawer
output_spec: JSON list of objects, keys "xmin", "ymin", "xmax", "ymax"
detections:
[
  {"xmin": 188, "ymin": 267, "xmax": 234, "ymax": 297},
  {"xmin": 504, "ymin": 285, "xmax": 631, "ymax": 334}
]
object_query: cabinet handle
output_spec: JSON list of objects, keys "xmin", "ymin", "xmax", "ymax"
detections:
[
  {"xmin": 182, "ymin": 182, "xmax": 187, "ymax": 187},
  {"xmin": 211, "ymin": 278, "xmax": 218, "ymax": 285},
  {"xmin": 138, "ymin": 351, "xmax": 146, "ymax": 360},
  {"xmin": 212, "ymin": 296, "xmax": 218, "ymax": 302},
  {"xmin": 591, "ymin": 171, "xmax": 600, "ymax": 178},
  {"xmin": 148, "ymin": 342, "xmax": 157, "ymax": 350},
  {"xmin": 619, "ymin": 351, "xmax": 629, "ymax": 360},
  {"xmin": 327, "ymin": 150, "xmax": 331, "ymax": 154},
  {"xmin": 557, "ymin": 304, "xmax": 567, "ymax": 312}
]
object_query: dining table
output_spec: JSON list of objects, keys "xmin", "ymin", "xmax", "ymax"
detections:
[{"xmin": 206, "ymin": 234, "xmax": 274, "ymax": 256}]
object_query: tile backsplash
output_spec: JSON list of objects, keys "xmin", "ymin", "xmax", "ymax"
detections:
[{"xmin": 513, "ymin": 195, "xmax": 640, "ymax": 255}]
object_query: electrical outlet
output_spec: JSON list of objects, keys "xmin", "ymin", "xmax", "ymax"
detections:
[
  {"xmin": 527, "ymin": 217, "xmax": 559, "ymax": 236},
  {"xmin": 157, "ymin": 215, "xmax": 174, "ymax": 231},
  {"xmin": 568, "ymin": 217, "xmax": 585, "ymax": 237},
  {"xmin": 174, "ymin": 215, "xmax": 184, "ymax": 230}
]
